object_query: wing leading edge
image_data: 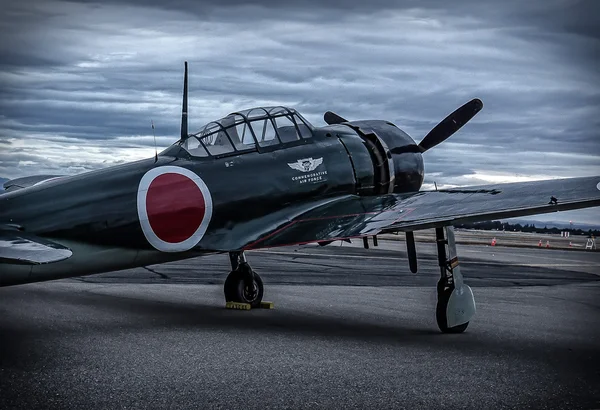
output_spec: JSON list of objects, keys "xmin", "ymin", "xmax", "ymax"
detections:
[
  {"xmin": 243, "ymin": 176, "xmax": 600, "ymax": 249},
  {"xmin": 385, "ymin": 176, "xmax": 600, "ymax": 231}
]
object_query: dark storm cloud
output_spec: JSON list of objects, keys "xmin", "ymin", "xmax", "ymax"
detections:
[{"xmin": 0, "ymin": 0, "xmax": 598, "ymax": 211}]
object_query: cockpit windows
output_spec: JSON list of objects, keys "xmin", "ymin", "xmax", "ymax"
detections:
[
  {"xmin": 196, "ymin": 122, "xmax": 236, "ymax": 156},
  {"xmin": 293, "ymin": 115, "xmax": 312, "ymax": 139},
  {"xmin": 272, "ymin": 115, "xmax": 300, "ymax": 143},
  {"xmin": 182, "ymin": 136, "xmax": 209, "ymax": 157},
  {"xmin": 181, "ymin": 106, "xmax": 314, "ymax": 158},
  {"xmin": 253, "ymin": 118, "xmax": 279, "ymax": 147},
  {"xmin": 229, "ymin": 117, "xmax": 257, "ymax": 151},
  {"xmin": 246, "ymin": 108, "xmax": 269, "ymax": 120},
  {"xmin": 264, "ymin": 107, "xmax": 312, "ymax": 140}
]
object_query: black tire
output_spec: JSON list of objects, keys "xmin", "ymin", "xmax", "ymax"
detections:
[
  {"xmin": 436, "ymin": 287, "xmax": 469, "ymax": 334},
  {"xmin": 223, "ymin": 269, "xmax": 264, "ymax": 308}
]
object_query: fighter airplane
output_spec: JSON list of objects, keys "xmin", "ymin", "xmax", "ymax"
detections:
[{"xmin": 1, "ymin": 62, "xmax": 599, "ymax": 333}]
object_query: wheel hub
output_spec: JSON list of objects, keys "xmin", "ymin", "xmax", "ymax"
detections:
[{"xmin": 243, "ymin": 281, "xmax": 258, "ymax": 302}]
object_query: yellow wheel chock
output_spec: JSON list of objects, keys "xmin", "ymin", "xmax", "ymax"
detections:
[{"xmin": 225, "ymin": 301, "xmax": 274, "ymax": 310}]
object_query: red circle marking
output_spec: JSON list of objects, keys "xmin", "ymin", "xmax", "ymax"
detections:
[{"xmin": 146, "ymin": 173, "xmax": 206, "ymax": 244}]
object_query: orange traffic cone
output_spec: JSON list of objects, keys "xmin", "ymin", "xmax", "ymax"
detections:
[
  {"xmin": 491, "ymin": 237, "xmax": 497, "ymax": 246},
  {"xmin": 569, "ymin": 242, "xmax": 573, "ymax": 248},
  {"xmin": 545, "ymin": 240, "xmax": 550, "ymax": 248},
  {"xmin": 538, "ymin": 240, "xmax": 542, "ymax": 247}
]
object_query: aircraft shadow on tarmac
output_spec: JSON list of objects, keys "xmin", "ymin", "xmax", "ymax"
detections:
[
  {"xmin": 62, "ymin": 243, "xmax": 599, "ymax": 289},
  {"xmin": 1, "ymin": 284, "xmax": 595, "ymax": 378},
  {"xmin": 84, "ymin": 261, "xmax": 599, "ymax": 288}
]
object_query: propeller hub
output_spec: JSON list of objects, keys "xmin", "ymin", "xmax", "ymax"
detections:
[{"xmin": 322, "ymin": 98, "xmax": 482, "ymax": 193}]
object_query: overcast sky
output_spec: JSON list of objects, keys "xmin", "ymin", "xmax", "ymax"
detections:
[{"xmin": 0, "ymin": 0, "xmax": 598, "ymax": 223}]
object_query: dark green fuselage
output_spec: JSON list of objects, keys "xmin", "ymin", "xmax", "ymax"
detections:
[{"xmin": 0, "ymin": 120, "xmax": 423, "ymax": 286}]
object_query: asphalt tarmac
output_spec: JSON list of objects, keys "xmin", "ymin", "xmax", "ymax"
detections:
[{"xmin": 1, "ymin": 241, "xmax": 599, "ymax": 409}]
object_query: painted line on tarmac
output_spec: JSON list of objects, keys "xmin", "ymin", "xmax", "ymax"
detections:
[
  {"xmin": 519, "ymin": 263, "xmax": 600, "ymax": 267},
  {"xmin": 459, "ymin": 248, "xmax": 599, "ymax": 264},
  {"xmin": 254, "ymin": 250, "xmax": 402, "ymax": 262},
  {"xmin": 254, "ymin": 250, "xmax": 599, "ymax": 267}
]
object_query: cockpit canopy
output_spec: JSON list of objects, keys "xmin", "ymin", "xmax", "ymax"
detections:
[{"xmin": 180, "ymin": 106, "xmax": 314, "ymax": 157}]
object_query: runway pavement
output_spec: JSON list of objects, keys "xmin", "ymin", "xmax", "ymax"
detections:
[{"xmin": 1, "ymin": 241, "xmax": 599, "ymax": 409}]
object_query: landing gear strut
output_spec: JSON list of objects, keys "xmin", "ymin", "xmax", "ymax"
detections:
[
  {"xmin": 435, "ymin": 226, "xmax": 476, "ymax": 333},
  {"xmin": 224, "ymin": 251, "xmax": 264, "ymax": 308}
]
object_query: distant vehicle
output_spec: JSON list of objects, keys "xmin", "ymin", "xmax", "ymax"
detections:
[{"xmin": 2, "ymin": 62, "xmax": 599, "ymax": 333}]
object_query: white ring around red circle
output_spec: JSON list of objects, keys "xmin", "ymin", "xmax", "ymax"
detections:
[{"xmin": 137, "ymin": 166, "xmax": 213, "ymax": 252}]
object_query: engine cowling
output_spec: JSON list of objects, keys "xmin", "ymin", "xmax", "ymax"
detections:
[{"xmin": 338, "ymin": 120, "xmax": 424, "ymax": 194}]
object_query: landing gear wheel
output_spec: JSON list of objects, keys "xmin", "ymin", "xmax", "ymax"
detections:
[
  {"xmin": 224, "ymin": 267, "xmax": 264, "ymax": 308},
  {"xmin": 436, "ymin": 287, "xmax": 469, "ymax": 334}
]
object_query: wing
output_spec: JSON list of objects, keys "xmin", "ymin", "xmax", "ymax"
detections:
[
  {"xmin": 0, "ymin": 230, "xmax": 72, "ymax": 264},
  {"xmin": 287, "ymin": 162, "xmax": 304, "ymax": 172},
  {"xmin": 386, "ymin": 176, "xmax": 600, "ymax": 231},
  {"xmin": 312, "ymin": 158, "xmax": 323, "ymax": 170},
  {"xmin": 233, "ymin": 176, "xmax": 600, "ymax": 249}
]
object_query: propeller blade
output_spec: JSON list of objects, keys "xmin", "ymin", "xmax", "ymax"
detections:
[
  {"xmin": 418, "ymin": 98, "xmax": 483, "ymax": 153},
  {"xmin": 324, "ymin": 111, "xmax": 348, "ymax": 125}
]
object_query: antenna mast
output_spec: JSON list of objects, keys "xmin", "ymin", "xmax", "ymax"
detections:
[
  {"xmin": 151, "ymin": 119, "xmax": 158, "ymax": 163},
  {"xmin": 180, "ymin": 61, "xmax": 188, "ymax": 139}
]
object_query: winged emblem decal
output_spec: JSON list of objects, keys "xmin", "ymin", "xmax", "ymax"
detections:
[{"xmin": 288, "ymin": 157, "xmax": 324, "ymax": 173}]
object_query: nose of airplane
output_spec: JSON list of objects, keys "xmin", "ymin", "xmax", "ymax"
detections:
[
  {"xmin": 365, "ymin": 121, "xmax": 425, "ymax": 193},
  {"xmin": 334, "ymin": 119, "xmax": 425, "ymax": 193},
  {"xmin": 323, "ymin": 98, "xmax": 481, "ymax": 194},
  {"xmin": 390, "ymin": 148, "xmax": 424, "ymax": 193}
]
